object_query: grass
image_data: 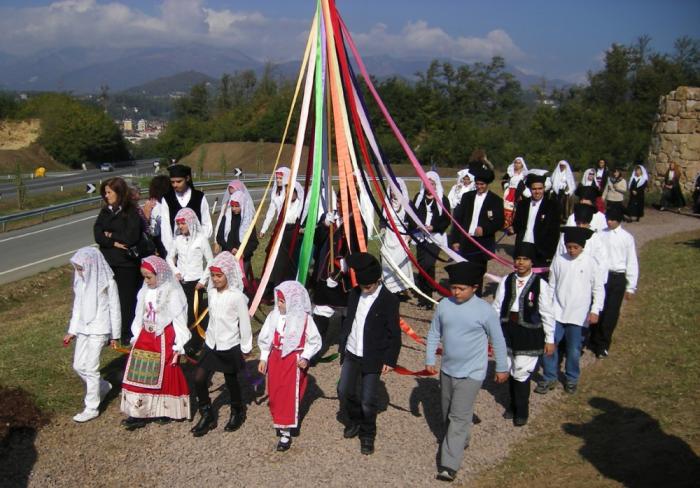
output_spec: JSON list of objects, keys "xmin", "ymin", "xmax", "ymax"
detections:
[{"xmin": 475, "ymin": 229, "xmax": 700, "ymax": 488}]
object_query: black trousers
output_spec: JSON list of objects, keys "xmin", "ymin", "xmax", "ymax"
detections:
[
  {"xmin": 337, "ymin": 353, "xmax": 381, "ymax": 441},
  {"xmin": 111, "ymin": 265, "xmax": 143, "ymax": 345},
  {"xmin": 508, "ymin": 377, "xmax": 532, "ymax": 420},
  {"xmin": 182, "ymin": 280, "xmax": 207, "ymax": 353},
  {"xmin": 416, "ymin": 241, "xmax": 440, "ymax": 304},
  {"xmin": 590, "ymin": 272, "xmax": 626, "ymax": 353},
  {"xmin": 193, "ymin": 367, "xmax": 242, "ymax": 410}
]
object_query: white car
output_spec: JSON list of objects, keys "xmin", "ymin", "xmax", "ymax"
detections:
[{"xmin": 100, "ymin": 163, "xmax": 115, "ymax": 172}]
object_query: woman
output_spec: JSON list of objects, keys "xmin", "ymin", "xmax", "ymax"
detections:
[
  {"xmin": 659, "ymin": 161, "xmax": 686, "ymax": 211},
  {"xmin": 260, "ymin": 167, "xmax": 291, "ymax": 238},
  {"xmin": 380, "ymin": 178, "xmax": 414, "ymax": 298},
  {"xmin": 502, "ymin": 156, "xmax": 528, "ymax": 228},
  {"xmin": 93, "ymin": 177, "xmax": 143, "ymax": 345},
  {"xmin": 447, "ymin": 169, "xmax": 475, "ymax": 210},
  {"xmin": 551, "ymin": 160, "xmax": 577, "ymax": 223},
  {"xmin": 142, "ymin": 175, "xmax": 171, "ymax": 258},
  {"xmin": 594, "ymin": 159, "xmax": 609, "ymax": 193},
  {"xmin": 626, "ymin": 165, "xmax": 648, "ymax": 222},
  {"xmin": 602, "ymin": 167, "xmax": 627, "ymax": 212}
]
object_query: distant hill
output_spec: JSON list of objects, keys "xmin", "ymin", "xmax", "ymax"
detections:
[{"xmin": 122, "ymin": 71, "xmax": 218, "ymax": 96}]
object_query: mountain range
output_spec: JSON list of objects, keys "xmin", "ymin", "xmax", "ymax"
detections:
[{"xmin": 0, "ymin": 44, "xmax": 572, "ymax": 95}]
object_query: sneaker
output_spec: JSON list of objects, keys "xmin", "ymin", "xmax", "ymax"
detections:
[
  {"xmin": 564, "ymin": 383, "xmax": 577, "ymax": 394},
  {"xmin": 73, "ymin": 410, "xmax": 99, "ymax": 423},
  {"xmin": 99, "ymin": 380, "xmax": 112, "ymax": 404},
  {"xmin": 436, "ymin": 468, "xmax": 456, "ymax": 482},
  {"xmin": 534, "ymin": 380, "xmax": 556, "ymax": 394}
]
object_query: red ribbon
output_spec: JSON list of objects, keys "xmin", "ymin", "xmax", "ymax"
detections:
[{"xmin": 393, "ymin": 366, "xmax": 436, "ymax": 376}]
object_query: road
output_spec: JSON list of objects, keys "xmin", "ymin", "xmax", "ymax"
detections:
[{"xmin": 0, "ymin": 188, "xmax": 266, "ymax": 285}]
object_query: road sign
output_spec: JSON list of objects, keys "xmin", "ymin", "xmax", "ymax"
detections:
[
  {"xmin": 86, "ymin": 183, "xmax": 96, "ymax": 194},
  {"xmin": 234, "ymin": 168, "xmax": 242, "ymax": 177}
]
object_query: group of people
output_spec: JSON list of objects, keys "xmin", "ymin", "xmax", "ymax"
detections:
[{"xmin": 63, "ymin": 155, "xmax": 644, "ymax": 482}]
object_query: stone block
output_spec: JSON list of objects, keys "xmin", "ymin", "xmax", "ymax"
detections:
[
  {"xmin": 676, "ymin": 87, "xmax": 690, "ymax": 101},
  {"xmin": 678, "ymin": 118, "xmax": 698, "ymax": 134},
  {"xmin": 680, "ymin": 146, "xmax": 700, "ymax": 161},
  {"xmin": 687, "ymin": 135, "xmax": 700, "ymax": 151},
  {"xmin": 664, "ymin": 120, "xmax": 678, "ymax": 133},
  {"xmin": 666, "ymin": 100, "xmax": 681, "ymax": 116},
  {"xmin": 686, "ymin": 100, "xmax": 698, "ymax": 111}
]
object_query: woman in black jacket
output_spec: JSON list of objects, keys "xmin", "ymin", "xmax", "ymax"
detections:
[{"xmin": 93, "ymin": 177, "xmax": 143, "ymax": 345}]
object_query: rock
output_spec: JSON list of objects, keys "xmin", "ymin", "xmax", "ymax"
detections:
[{"xmin": 678, "ymin": 118, "xmax": 698, "ymax": 134}]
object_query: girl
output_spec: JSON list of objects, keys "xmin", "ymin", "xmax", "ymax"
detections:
[
  {"xmin": 166, "ymin": 208, "xmax": 214, "ymax": 353},
  {"xmin": 502, "ymin": 156, "xmax": 528, "ymax": 228},
  {"xmin": 258, "ymin": 281, "xmax": 322, "ymax": 451},
  {"xmin": 266, "ymin": 182, "xmax": 304, "ymax": 292},
  {"xmin": 659, "ymin": 161, "xmax": 686, "ymax": 211},
  {"xmin": 447, "ymin": 169, "xmax": 474, "ymax": 210},
  {"xmin": 602, "ymin": 167, "xmax": 627, "ymax": 212},
  {"xmin": 120, "ymin": 255, "xmax": 191, "ymax": 430},
  {"xmin": 214, "ymin": 180, "xmax": 255, "ymax": 246},
  {"xmin": 380, "ymin": 178, "xmax": 414, "ymax": 298},
  {"xmin": 551, "ymin": 160, "xmax": 577, "ymax": 223},
  {"xmin": 64, "ymin": 247, "xmax": 121, "ymax": 423},
  {"xmin": 260, "ymin": 166, "xmax": 291, "ymax": 238},
  {"xmin": 190, "ymin": 251, "xmax": 252, "ymax": 437}
]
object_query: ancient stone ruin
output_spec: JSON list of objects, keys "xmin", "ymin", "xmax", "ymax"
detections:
[{"xmin": 647, "ymin": 86, "xmax": 700, "ymax": 191}]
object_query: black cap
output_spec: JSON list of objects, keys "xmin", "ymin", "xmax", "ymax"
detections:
[
  {"xmin": 346, "ymin": 252, "xmax": 381, "ymax": 285},
  {"xmin": 576, "ymin": 185, "xmax": 599, "ymax": 202},
  {"xmin": 168, "ymin": 164, "xmax": 192, "ymax": 178},
  {"xmin": 473, "ymin": 167, "xmax": 495, "ymax": 184},
  {"xmin": 526, "ymin": 173, "xmax": 546, "ymax": 187},
  {"xmin": 562, "ymin": 226, "xmax": 594, "ymax": 247},
  {"xmin": 513, "ymin": 242, "xmax": 537, "ymax": 260},
  {"xmin": 445, "ymin": 261, "xmax": 485, "ymax": 286},
  {"xmin": 573, "ymin": 203, "xmax": 595, "ymax": 224},
  {"xmin": 605, "ymin": 205, "xmax": 624, "ymax": 222}
]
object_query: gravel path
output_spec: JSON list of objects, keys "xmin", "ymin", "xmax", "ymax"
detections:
[{"xmin": 19, "ymin": 209, "xmax": 700, "ymax": 487}]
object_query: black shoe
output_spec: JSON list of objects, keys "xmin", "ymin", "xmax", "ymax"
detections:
[
  {"xmin": 534, "ymin": 380, "xmax": 556, "ymax": 394},
  {"xmin": 121, "ymin": 416, "xmax": 148, "ymax": 431},
  {"xmin": 502, "ymin": 410, "xmax": 514, "ymax": 420},
  {"xmin": 276, "ymin": 435, "xmax": 292, "ymax": 452},
  {"xmin": 564, "ymin": 383, "xmax": 577, "ymax": 394},
  {"xmin": 191, "ymin": 405, "xmax": 217, "ymax": 437},
  {"xmin": 343, "ymin": 423, "xmax": 360, "ymax": 439},
  {"xmin": 153, "ymin": 417, "xmax": 171, "ymax": 425},
  {"xmin": 360, "ymin": 438, "xmax": 374, "ymax": 455},
  {"xmin": 224, "ymin": 407, "xmax": 246, "ymax": 432},
  {"xmin": 436, "ymin": 467, "xmax": 456, "ymax": 482},
  {"xmin": 513, "ymin": 417, "xmax": 528, "ymax": 427}
]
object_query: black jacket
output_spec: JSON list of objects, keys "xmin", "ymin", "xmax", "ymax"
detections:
[
  {"xmin": 512, "ymin": 196, "xmax": 560, "ymax": 263},
  {"xmin": 339, "ymin": 286, "xmax": 401, "ymax": 373},
  {"xmin": 450, "ymin": 190, "xmax": 504, "ymax": 261},
  {"xmin": 409, "ymin": 195, "xmax": 451, "ymax": 235},
  {"xmin": 93, "ymin": 206, "xmax": 142, "ymax": 268}
]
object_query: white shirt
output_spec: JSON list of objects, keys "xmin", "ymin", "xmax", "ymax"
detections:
[
  {"xmin": 160, "ymin": 188, "xmax": 213, "ymax": 253},
  {"xmin": 257, "ymin": 314, "xmax": 322, "ymax": 362},
  {"xmin": 548, "ymin": 253, "xmax": 605, "ymax": 326},
  {"xmin": 149, "ymin": 200, "xmax": 163, "ymax": 237},
  {"xmin": 346, "ymin": 285, "xmax": 383, "ymax": 357},
  {"xmin": 261, "ymin": 189, "xmax": 286, "ymax": 234},
  {"xmin": 523, "ymin": 198, "xmax": 543, "ymax": 243},
  {"xmin": 556, "ymin": 229, "xmax": 609, "ymax": 284},
  {"xmin": 205, "ymin": 288, "xmax": 252, "ymax": 353},
  {"xmin": 492, "ymin": 272, "xmax": 555, "ymax": 343},
  {"xmin": 68, "ymin": 279, "xmax": 121, "ymax": 339},
  {"xmin": 166, "ymin": 233, "xmax": 214, "ymax": 284},
  {"xmin": 565, "ymin": 211, "xmax": 608, "ymax": 233},
  {"xmin": 469, "ymin": 192, "xmax": 487, "ymax": 235},
  {"xmin": 600, "ymin": 225, "xmax": 639, "ymax": 293}
]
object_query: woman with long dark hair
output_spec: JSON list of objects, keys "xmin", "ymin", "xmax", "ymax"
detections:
[
  {"xmin": 659, "ymin": 161, "xmax": 686, "ymax": 211},
  {"xmin": 93, "ymin": 177, "xmax": 143, "ymax": 345}
]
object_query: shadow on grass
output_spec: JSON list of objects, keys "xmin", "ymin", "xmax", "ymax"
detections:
[
  {"xmin": 678, "ymin": 238, "xmax": 700, "ymax": 249},
  {"xmin": 563, "ymin": 397, "xmax": 700, "ymax": 487}
]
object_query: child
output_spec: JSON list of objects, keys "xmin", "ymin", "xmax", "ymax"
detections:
[
  {"xmin": 447, "ymin": 169, "xmax": 475, "ymax": 210},
  {"xmin": 536, "ymin": 227, "xmax": 605, "ymax": 395},
  {"xmin": 64, "ymin": 247, "xmax": 121, "ymax": 423},
  {"xmin": 492, "ymin": 242, "xmax": 554, "ymax": 426},
  {"xmin": 258, "ymin": 280, "xmax": 322, "ymax": 451},
  {"xmin": 190, "ymin": 251, "xmax": 252, "ymax": 437},
  {"xmin": 166, "ymin": 207, "xmax": 214, "ymax": 353},
  {"xmin": 120, "ymin": 255, "xmax": 192, "ymax": 430}
]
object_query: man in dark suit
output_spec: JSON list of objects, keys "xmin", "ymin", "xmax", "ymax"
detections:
[
  {"xmin": 451, "ymin": 167, "xmax": 504, "ymax": 265},
  {"xmin": 510, "ymin": 173, "xmax": 561, "ymax": 268},
  {"xmin": 338, "ymin": 252, "xmax": 401, "ymax": 455}
]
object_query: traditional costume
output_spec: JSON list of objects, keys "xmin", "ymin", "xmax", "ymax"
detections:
[
  {"xmin": 594, "ymin": 160, "xmax": 609, "ymax": 193},
  {"xmin": 502, "ymin": 156, "xmax": 528, "ymax": 228},
  {"xmin": 258, "ymin": 281, "xmax": 321, "ymax": 450},
  {"xmin": 121, "ymin": 256, "xmax": 191, "ymax": 427},
  {"xmin": 447, "ymin": 169, "xmax": 475, "ymax": 210},
  {"xmin": 380, "ymin": 177, "xmax": 414, "ymax": 294},
  {"xmin": 551, "ymin": 160, "xmax": 577, "ymax": 222},
  {"xmin": 261, "ymin": 166, "xmax": 291, "ymax": 235},
  {"xmin": 659, "ymin": 164, "xmax": 686, "ymax": 210},
  {"xmin": 626, "ymin": 165, "xmax": 648, "ymax": 221}
]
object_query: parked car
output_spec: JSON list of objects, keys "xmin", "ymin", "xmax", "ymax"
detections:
[{"xmin": 100, "ymin": 163, "xmax": 115, "ymax": 172}]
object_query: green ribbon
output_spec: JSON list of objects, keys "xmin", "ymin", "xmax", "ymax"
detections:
[{"xmin": 317, "ymin": 352, "xmax": 339, "ymax": 363}]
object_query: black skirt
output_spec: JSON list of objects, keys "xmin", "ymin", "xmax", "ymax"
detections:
[
  {"xmin": 198, "ymin": 344, "xmax": 242, "ymax": 374},
  {"xmin": 502, "ymin": 321, "xmax": 545, "ymax": 356}
]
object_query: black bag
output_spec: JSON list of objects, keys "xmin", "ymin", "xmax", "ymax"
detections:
[{"xmin": 127, "ymin": 232, "xmax": 157, "ymax": 260}]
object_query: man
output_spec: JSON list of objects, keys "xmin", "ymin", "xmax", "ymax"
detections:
[
  {"xmin": 426, "ymin": 261, "xmax": 508, "ymax": 482},
  {"xmin": 337, "ymin": 252, "xmax": 401, "ymax": 455},
  {"xmin": 450, "ymin": 167, "xmax": 504, "ymax": 266},
  {"xmin": 589, "ymin": 205, "xmax": 638, "ymax": 358},
  {"xmin": 160, "ymin": 164, "xmax": 213, "ymax": 256},
  {"xmin": 510, "ymin": 173, "xmax": 561, "ymax": 267}
]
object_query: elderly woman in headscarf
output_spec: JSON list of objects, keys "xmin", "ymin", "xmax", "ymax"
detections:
[
  {"xmin": 380, "ymin": 177, "xmax": 414, "ymax": 300},
  {"xmin": 551, "ymin": 160, "xmax": 577, "ymax": 223},
  {"xmin": 502, "ymin": 156, "xmax": 529, "ymax": 228},
  {"xmin": 625, "ymin": 164, "xmax": 648, "ymax": 222},
  {"xmin": 448, "ymin": 169, "xmax": 475, "ymax": 210}
]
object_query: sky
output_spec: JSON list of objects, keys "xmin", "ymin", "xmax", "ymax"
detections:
[{"xmin": 0, "ymin": 0, "xmax": 698, "ymax": 82}]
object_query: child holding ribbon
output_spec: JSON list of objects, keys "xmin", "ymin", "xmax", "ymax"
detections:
[{"xmin": 120, "ymin": 256, "xmax": 192, "ymax": 430}]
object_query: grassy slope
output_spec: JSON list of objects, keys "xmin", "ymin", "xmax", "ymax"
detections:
[{"xmin": 475, "ymin": 230, "xmax": 700, "ymax": 488}]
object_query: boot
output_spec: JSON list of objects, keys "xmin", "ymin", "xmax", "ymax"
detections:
[
  {"xmin": 191, "ymin": 405, "xmax": 217, "ymax": 437},
  {"xmin": 512, "ymin": 378, "xmax": 531, "ymax": 426},
  {"xmin": 224, "ymin": 405, "xmax": 246, "ymax": 432}
]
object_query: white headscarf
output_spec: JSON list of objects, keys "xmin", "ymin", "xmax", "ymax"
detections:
[
  {"xmin": 70, "ymin": 247, "xmax": 114, "ymax": 326},
  {"xmin": 208, "ymin": 251, "xmax": 245, "ymax": 293},
  {"xmin": 383, "ymin": 177, "xmax": 409, "ymax": 222},
  {"xmin": 629, "ymin": 165, "xmax": 649, "ymax": 189},
  {"xmin": 272, "ymin": 166, "xmax": 291, "ymax": 201},
  {"xmin": 138, "ymin": 255, "xmax": 188, "ymax": 335},
  {"xmin": 272, "ymin": 280, "xmax": 312, "ymax": 358},
  {"xmin": 507, "ymin": 156, "xmax": 529, "ymax": 179},
  {"xmin": 415, "ymin": 170, "xmax": 445, "ymax": 215},
  {"xmin": 551, "ymin": 160, "xmax": 576, "ymax": 195},
  {"xmin": 223, "ymin": 189, "xmax": 255, "ymax": 242},
  {"xmin": 527, "ymin": 169, "xmax": 552, "ymax": 192},
  {"xmin": 580, "ymin": 168, "xmax": 596, "ymax": 187}
]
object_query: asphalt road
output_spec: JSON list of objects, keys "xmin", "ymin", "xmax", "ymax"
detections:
[{"xmin": 0, "ymin": 188, "xmax": 266, "ymax": 285}]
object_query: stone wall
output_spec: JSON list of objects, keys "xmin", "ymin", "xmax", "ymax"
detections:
[{"xmin": 647, "ymin": 86, "xmax": 700, "ymax": 191}]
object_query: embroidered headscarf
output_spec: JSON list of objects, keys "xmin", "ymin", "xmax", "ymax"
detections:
[
  {"xmin": 70, "ymin": 247, "xmax": 114, "ymax": 326},
  {"xmin": 551, "ymin": 160, "xmax": 576, "ymax": 195},
  {"xmin": 223, "ymin": 189, "xmax": 255, "ymax": 242},
  {"xmin": 272, "ymin": 280, "xmax": 312, "ymax": 358},
  {"xmin": 629, "ymin": 165, "xmax": 648, "ymax": 189},
  {"xmin": 208, "ymin": 251, "xmax": 245, "ymax": 292},
  {"xmin": 138, "ymin": 255, "xmax": 188, "ymax": 333},
  {"xmin": 415, "ymin": 170, "xmax": 445, "ymax": 215},
  {"xmin": 174, "ymin": 207, "xmax": 201, "ymax": 237}
]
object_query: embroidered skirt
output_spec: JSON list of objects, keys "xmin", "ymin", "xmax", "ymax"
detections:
[{"xmin": 121, "ymin": 324, "xmax": 191, "ymax": 419}]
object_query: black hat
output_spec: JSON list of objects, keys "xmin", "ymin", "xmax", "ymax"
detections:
[
  {"xmin": 576, "ymin": 185, "xmax": 598, "ymax": 202},
  {"xmin": 605, "ymin": 205, "xmax": 624, "ymax": 222},
  {"xmin": 526, "ymin": 173, "xmax": 546, "ymax": 187},
  {"xmin": 562, "ymin": 226, "xmax": 594, "ymax": 247},
  {"xmin": 346, "ymin": 252, "xmax": 381, "ymax": 285},
  {"xmin": 573, "ymin": 203, "xmax": 595, "ymax": 225},
  {"xmin": 513, "ymin": 242, "xmax": 537, "ymax": 261},
  {"xmin": 168, "ymin": 164, "xmax": 192, "ymax": 178},
  {"xmin": 445, "ymin": 261, "xmax": 485, "ymax": 286},
  {"xmin": 473, "ymin": 167, "xmax": 495, "ymax": 184}
]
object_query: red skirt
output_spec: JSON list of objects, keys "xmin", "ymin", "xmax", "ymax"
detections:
[
  {"xmin": 504, "ymin": 187, "xmax": 517, "ymax": 228},
  {"xmin": 121, "ymin": 324, "xmax": 191, "ymax": 419},
  {"xmin": 267, "ymin": 348, "xmax": 307, "ymax": 429}
]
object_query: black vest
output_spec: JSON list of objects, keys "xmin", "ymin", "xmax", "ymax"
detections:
[
  {"xmin": 163, "ymin": 188, "xmax": 204, "ymax": 229},
  {"xmin": 500, "ymin": 273, "xmax": 542, "ymax": 328}
]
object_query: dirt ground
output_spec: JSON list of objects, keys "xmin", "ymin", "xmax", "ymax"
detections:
[{"xmin": 5, "ymin": 208, "xmax": 700, "ymax": 487}]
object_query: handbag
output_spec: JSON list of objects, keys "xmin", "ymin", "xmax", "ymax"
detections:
[{"xmin": 127, "ymin": 232, "xmax": 157, "ymax": 260}]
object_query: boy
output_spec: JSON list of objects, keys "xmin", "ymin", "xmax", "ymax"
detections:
[
  {"xmin": 426, "ymin": 261, "xmax": 509, "ymax": 482},
  {"xmin": 492, "ymin": 242, "xmax": 554, "ymax": 426},
  {"xmin": 536, "ymin": 227, "xmax": 605, "ymax": 394}
]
